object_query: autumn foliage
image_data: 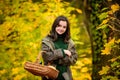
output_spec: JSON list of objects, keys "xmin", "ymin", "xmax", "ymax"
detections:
[
  {"xmin": 0, "ymin": 0, "xmax": 120, "ymax": 80},
  {"xmin": 0, "ymin": 0, "xmax": 91, "ymax": 80}
]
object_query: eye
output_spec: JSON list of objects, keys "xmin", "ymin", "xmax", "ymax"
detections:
[
  {"xmin": 63, "ymin": 26, "xmax": 67, "ymax": 28},
  {"xmin": 57, "ymin": 24, "xmax": 67, "ymax": 28},
  {"xmin": 57, "ymin": 24, "xmax": 62, "ymax": 27}
]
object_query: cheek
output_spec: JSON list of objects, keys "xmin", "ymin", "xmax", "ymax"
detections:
[
  {"xmin": 55, "ymin": 27, "xmax": 58, "ymax": 32},
  {"xmin": 63, "ymin": 28, "xmax": 67, "ymax": 32}
]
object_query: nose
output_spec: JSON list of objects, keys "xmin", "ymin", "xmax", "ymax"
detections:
[{"xmin": 60, "ymin": 27, "xmax": 64, "ymax": 30}]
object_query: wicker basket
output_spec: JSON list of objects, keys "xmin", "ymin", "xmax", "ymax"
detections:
[{"xmin": 24, "ymin": 51, "xmax": 59, "ymax": 79}]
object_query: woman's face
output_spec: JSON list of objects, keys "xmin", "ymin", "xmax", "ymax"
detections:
[{"xmin": 55, "ymin": 20, "xmax": 67, "ymax": 35}]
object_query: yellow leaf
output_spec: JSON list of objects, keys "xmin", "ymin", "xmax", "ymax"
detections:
[
  {"xmin": 115, "ymin": 39, "xmax": 120, "ymax": 44},
  {"xmin": 76, "ymin": 8, "xmax": 82, "ymax": 14},
  {"xmin": 105, "ymin": 38, "xmax": 115, "ymax": 47},
  {"xmin": 108, "ymin": 10, "xmax": 113, "ymax": 14},
  {"xmin": 108, "ymin": 38, "xmax": 115, "ymax": 45},
  {"xmin": 14, "ymin": 74, "xmax": 25, "ymax": 80},
  {"xmin": 99, "ymin": 66, "xmax": 110, "ymax": 75},
  {"xmin": 111, "ymin": 4, "xmax": 120, "ymax": 12},
  {"xmin": 109, "ymin": 58, "xmax": 117, "ymax": 62},
  {"xmin": 82, "ymin": 58, "xmax": 92, "ymax": 64},
  {"xmin": 76, "ymin": 61, "xmax": 85, "ymax": 68},
  {"xmin": 101, "ymin": 19, "xmax": 109, "ymax": 25},
  {"xmin": 101, "ymin": 47, "xmax": 111, "ymax": 55},
  {"xmin": 0, "ymin": 69, "xmax": 6, "ymax": 75},
  {"xmin": 71, "ymin": 69, "xmax": 77, "ymax": 77},
  {"xmin": 81, "ymin": 67, "xmax": 88, "ymax": 72},
  {"xmin": 12, "ymin": 68, "xmax": 19, "ymax": 75},
  {"xmin": 101, "ymin": 38, "xmax": 115, "ymax": 55}
]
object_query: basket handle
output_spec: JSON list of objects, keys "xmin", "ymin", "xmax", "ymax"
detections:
[{"xmin": 35, "ymin": 51, "xmax": 46, "ymax": 63}]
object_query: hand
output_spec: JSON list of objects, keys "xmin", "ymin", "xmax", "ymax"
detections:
[{"xmin": 64, "ymin": 50, "xmax": 71, "ymax": 57}]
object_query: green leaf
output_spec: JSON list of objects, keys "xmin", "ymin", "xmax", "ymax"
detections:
[
  {"xmin": 97, "ymin": 24, "xmax": 108, "ymax": 30},
  {"xmin": 98, "ymin": 12, "xmax": 108, "ymax": 20},
  {"xmin": 111, "ymin": 61, "xmax": 119, "ymax": 68}
]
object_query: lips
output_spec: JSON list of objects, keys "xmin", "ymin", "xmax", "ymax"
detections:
[{"xmin": 57, "ymin": 30, "xmax": 64, "ymax": 34}]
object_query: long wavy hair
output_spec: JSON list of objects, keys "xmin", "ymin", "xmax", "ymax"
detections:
[{"xmin": 48, "ymin": 15, "xmax": 70, "ymax": 43}]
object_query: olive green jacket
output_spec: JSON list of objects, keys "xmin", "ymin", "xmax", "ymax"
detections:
[{"xmin": 41, "ymin": 36, "xmax": 78, "ymax": 80}]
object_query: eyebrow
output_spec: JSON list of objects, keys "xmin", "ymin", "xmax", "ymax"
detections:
[{"xmin": 58, "ymin": 24, "xmax": 67, "ymax": 27}]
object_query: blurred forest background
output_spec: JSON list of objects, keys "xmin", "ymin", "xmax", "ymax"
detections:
[{"xmin": 0, "ymin": 0, "xmax": 120, "ymax": 80}]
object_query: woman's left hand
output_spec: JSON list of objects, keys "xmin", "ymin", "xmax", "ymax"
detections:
[{"xmin": 64, "ymin": 50, "xmax": 71, "ymax": 57}]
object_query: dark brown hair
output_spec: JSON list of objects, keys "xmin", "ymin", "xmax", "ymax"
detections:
[{"xmin": 48, "ymin": 15, "xmax": 70, "ymax": 43}]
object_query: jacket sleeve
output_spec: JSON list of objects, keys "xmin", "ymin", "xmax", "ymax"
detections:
[
  {"xmin": 41, "ymin": 42, "xmax": 64, "ymax": 64},
  {"xmin": 58, "ymin": 41, "xmax": 78, "ymax": 66}
]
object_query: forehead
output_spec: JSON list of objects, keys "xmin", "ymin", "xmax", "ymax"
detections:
[{"xmin": 59, "ymin": 21, "xmax": 67, "ymax": 26}]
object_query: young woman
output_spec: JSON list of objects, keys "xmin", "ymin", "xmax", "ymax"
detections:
[{"xmin": 41, "ymin": 15, "xmax": 78, "ymax": 80}]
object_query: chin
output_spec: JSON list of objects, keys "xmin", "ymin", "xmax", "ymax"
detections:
[{"xmin": 58, "ymin": 33, "xmax": 63, "ymax": 35}]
